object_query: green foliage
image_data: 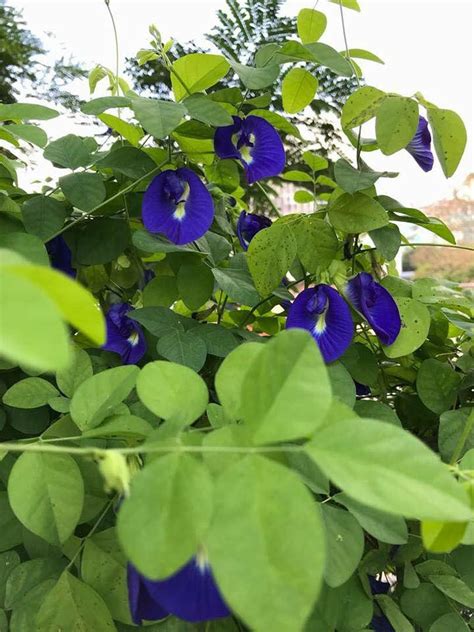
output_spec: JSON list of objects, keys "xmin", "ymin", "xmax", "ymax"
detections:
[{"xmin": 0, "ymin": 2, "xmax": 472, "ymax": 631}]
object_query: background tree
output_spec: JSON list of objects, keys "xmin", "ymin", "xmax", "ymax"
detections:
[{"xmin": 0, "ymin": 0, "xmax": 86, "ymax": 108}]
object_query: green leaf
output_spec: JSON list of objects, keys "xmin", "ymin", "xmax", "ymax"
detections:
[
  {"xmin": 340, "ymin": 343, "xmax": 378, "ymax": 386},
  {"xmin": 329, "ymin": 0, "xmax": 360, "ymax": 10},
  {"xmin": 131, "ymin": 97, "xmax": 186, "ymax": 138},
  {"xmin": 341, "ymin": 86, "xmax": 386, "ymax": 129},
  {"xmin": 212, "ymin": 262, "xmax": 261, "ymax": 307},
  {"xmin": 248, "ymin": 109, "xmax": 301, "ymax": 138},
  {"xmin": 82, "ymin": 414, "xmax": 152, "ymax": 439},
  {"xmin": 171, "ymin": 53, "xmax": 230, "ymax": 101},
  {"xmin": 427, "ymin": 107, "xmax": 467, "ymax": 177},
  {"xmin": 429, "ymin": 613, "xmax": 470, "ymax": 632},
  {"xmin": 0, "ymin": 493, "xmax": 23, "ymax": 552},
  {"xmin": 118, "ymin": 454, "xmax": 213, "ymax": 578},
  {"xmin": 281, "ymin": 169, "xmax": 313, "ymax": 182},
  {"xmin": 354, "ymin": 400, "xmax": 401, "ymax": 426},
  {"xmin": 383, "ymin": 298, "xmax": 430, "ymax": 358},
  {"xmin": 370, "ymin": 223, "xmax": 401, "ymax": 260},
  {"xmin": 3, "ymin": 377, "xmax": 59, "ymax": 409},
  {"xmin": 183, "ymin": 94, "xmax": 233, "ymax": 126},
  {"xmin": 21, "ymin": 196, "xmax": 68, "ymax": 241},
  {"xmin": 305, "ymin": 43, "xmax": 354, "ymax": 77},
  {"xmin": 302, "ymin": 151, "xmax": 328, "ymax": 171},
  {"xmin": 327, "ymin": 362, "xmax": 356, "ymax": 407},
  {"xmin": 375, "ymin": 595, "xmax": 414, "ymax": 632},
  {"xmin": 329, "ymin": 193, "xmax": 388, "ymax": 232},
  {"xmin": 129, "ymin": 306, "xmax": 196, "ymax": 338},
  {"xmin": 439, "ymin": 408, "xmax": 474, "ymax": 462},
  {"xmin": 297, "ymin": 9, "xmax": 327, "ymax": 43},
  {"xmin": 59, "ymin": 172, "xmax": 106, "ymax": 212},
  {"xmin": 229, "ymin": 61, "xmax": 280, "ymax": 90},
  {"xmin": 0, "ymin": 103, "xmax": 58, "ymax": 121},
  {"xmin": 8, "ymin": 453, "xmax": 84, "ymax": 546},
  {"xmin": 188, "ymin": 324, "xmax": 238, "ymax": 358},
  {"xmin": 0, "ymin": 268, "xmax": 70, "ymax": 372},
  {"xmin": 322, "ymin": 504, "xmax": 364, "ymax": 587},
  {"xmin": 294, "ymin": 190, "xmax": 314, "ymax": 203},
  {"xmin": 207, "ymin": 455, "xmax": 325, "ymax": 632},
  {"xmin": 43, "ymin": 134, "xmax": 94, "ymax": 169},
  {"xmin": 98, "ymin": 113, "xmax": 144, "ymax": 146},
  {"xmin": 6, "ymin": 123, "xmax": 48, "ymax": 148},
  {"xmin": 400, "ymin": 583, "xmax": 451, "ymax": 630},
  {"xmin": 282, "ymin": 68, "xmax": 318, "ymax": 114},
  {"xmin": 421, "ymin": 520, "xmax": 467, "ymax": 553},
  {"xmin": 345, "ymin": 48, "xmax": 384, "ymax": 64},
  {"xmin": 81, "ymin": 96, "xmax": 132, "ymax": 115},
  {"xmin": 416, "ymin": 359, "xmax": 461, "ymax": 414},
  {"xmin": 306, "ymin": 417, "xmax": 471, "ymax": 520},
  {"xmin": 376, "ymin": 96, "xmax": 419, "ymax": 155},
  {"xmin": 247, "ymin": 223, "xmax": 296, "ymax": 295},
  {"xmin": 0, "ymin": 232, "xmax": 48, "ymax": 266},
  {"xmin": 137, "ymin": 361, "xmax": 208, "ymax": 425},
  {"xmin": 4, "ymin": 558, "xmax": 63, "ymax": 610},
  {"xmin": 428, "ymin": 575, "xmax": 474, "ymax": 608},
  {"xmin": 143, "ymin": 276, "xmax": 179, "ymax": 308},
  {"xmin": 293, "ymin": 216, "xmax": 339, "ymax": 272},
  {"xmin": 336, "ymin": 493, "xmax": 408, "ymax": 544},
  {"xmin": 67, "ymin": 218, "xmax": 131, "ymax": 265},
  {"xmin": 56, "ymin": 346, "xmax": 93, "ymax": 398},
  {"xmin": 177, "ymin": 262, "xmax": 214, "ymax": 310},
  {"xmin": 81, "ymin": 528, "xmax": 131, "ymax": 624},
  {"xmin": 70, "ymin": 365, "xmax": 139, "ymax": 431},
  {"xmin": 7, "ymin": 264, "xmax": 106, "ymax": 346},
  {"xmin": 241, "ymin": 329, "xmax": 332, "ymax": 443},
  {"xmin": 334, "ymin": 158, "xmax": 382, "ymax": 193},
  {"xmin": 95, "ymin": 146, "xmax": 156, "ymax": 179},
  {"xmin": 157, "ymin": 330, "xmax": 207, "ymax": 372},
  {"xmin": 36, "ymin": 571, "xmax": 115, "ymax": 631},
  {"xmin": 0, "ymin": 551, "xmax": 20, "ymax": 607},
  {"xmin": 215, "ymin": 342, "xmax": 264, "ymax": 421}
]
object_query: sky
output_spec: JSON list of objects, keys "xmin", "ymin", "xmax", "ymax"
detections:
[{"xmin": 10, "ymin": 0, "xmax": 474, "ymax": 208}]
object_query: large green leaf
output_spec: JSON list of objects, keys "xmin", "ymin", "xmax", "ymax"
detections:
[
  {"xmin": 131, "ymin": 97, "xmax": 186, "ymax": 138},
  {"xmin": 329, "ymin": 193, "xmax": 388, "ymax": 232},
  {"xmin": 247, "ymin": 223, "xmax": 296, "ymax": 295},
  {"xmin": 297, "ymin": 8, "xmax": 327, "ymax": 43},
  {"xmin": 428, "ymin": 107, "xmax": 467, "ymax": 177},
  {"xmin": 59, "ymin": 172, "xmax": 106, "ymax": 212},
  {"xmin": 416, "ymin": 359, "xmax": 461, "ymax": 414},
  {"xmin": 171, "ymin": 54, "xmax": 230, "ymax": 101},
  {"xmin": 0, "ymin": 232, "xmax": 48, "ymax": 265},
  {"xmin": 334, "ymin": 158, "xmax": 383, "ymax": 194},
  {"xmin": 56, "ymin": 345, "xmax": 93, "ymax": 398},
  {"xmin": 383, "ymin": 298, "xmax": 430, "ymax": 358},
  {"xmin": 241, "ymin": 329, "xmax": 332, "ymax": 443},
  {"xmin": 428, "ymin": 575, "xmax": 474, "ymax": 608},
  {"xmin": 341, "ymin": 86, "xmax": 386, "ymax": 129},
  {"xmin": 137, "ymin": 361, "xmax": 208, "ymax": 425},
  {"xmin": 439, "ymin": 408, "xmax": 474, "ymax": 463},
  {"xmin": 305, "ymin": 43, "xmax": 354, "ymax": 77},
  {"xmin": 3, "ymin": 377, "xmax": 59, "ymax": 409},
  {"xmin": 230, "ymin": 61, "xmax": 280, "ymax": 90},
  {"xmin": 70, "ymin": 365, "xmax": 139, "ymax": 430},
  {"xmin": 67, "ymin": 218, "xmax": 131, "ymax": 265},
  {"xmin": 8, "ymin": 453, "xmax": 84, "ymax": 546},
  {"xmin": 282, "ymin": 68, "xmax": 318, "ymax": 114},
  {"xmin": 6, "ymin": 123, "xmax": 48, "ymax": 148},
  {"xmin": 375, "ymin": 595, "xmax": 414, "ymax": 632},
  {"xmin": 21, "ymin": 196, "xmax": 69, "ymax": 241},
  {"xmin": 183, "ymin": 93, "xmax": 233, "ymax": 127},
  {"xmin": 43, "ymin": 134, "xmax": 94, "ymax": 169},
  {"xmin": 322, "ymin": 504, "xmax": 364, "ymax": 587},
  {"xmin": 306, "ymin": 417, "xmax": 471, "ymax": 520},
  {"xmin": 157, "ymin": 329, "xmax": 207, "ymax": 372},
  {"xmin": 0, "ymin": 103, "xmax": 58, "ymax": 121},
  {"xmin": 375, "ymin": 96, "xmax": 419, "ymax": 155},
  {"xmin": 207, "ymin": 455, "xmax": 325, "ymax": 631},
  {"xmin": 95, "ymin": 146, "xmax": 156, "ymax": 179},
  {"xmin": 36, "ymin": 572, "xmax": 115, "ymax": 631},
  {"xmin": 177, "ymin": 262, "xmax": 214, "ymax": 310},
  {"xmin": 336, "ymin": 493, "xmax": 408, "ymax": 544},
  {"xmin": 118, "ymin": 454, "xmax": 213, "ymax": 578}
]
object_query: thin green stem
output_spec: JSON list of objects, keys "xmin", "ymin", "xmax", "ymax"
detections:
[
  {"xmin": 255, "ymin": 181, "xmax": 281, "ymax": 217},
  {"xmin": 66, "ymin": 498, "xmax": 115, "ymax": 570},
  {"xmin": 400, "ymin": 242, "xmax": 474, "ymax": 253},
  {"xmin": 104, "ymin": 0, "xmax": 120, "ymax": 96}
]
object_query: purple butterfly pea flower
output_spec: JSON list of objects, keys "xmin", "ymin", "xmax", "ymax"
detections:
[
  {"xmin": 369, "ymin": 575, "xmax": 391, "ymax": 595},
  {"xmin": 369, "ymin": 576, "xmax": 394, "ymax": 632},
  {"xmin": 127, "ymin": 555, "xmax": 230, "ymax": 624},
  {"xmin": 214, "ymin": 115, "xmax": 285, "ymax": 184},
  {"xmin": 103, "ymin": 303, "xmax": 146, "ymax": 365},
  {"xmin": 236, "ymin": 210, "xmax": 272, "ymax": 250},
  {"xmin": 405, "ymin": 116, "xmax": 434, "ymax": 172},
  {"xmin": 355, "ymin": 381, "xmax": 371, "ymax": 398},
  {"xmin": 286, "ymin": 285, "xmax": 354, "ymax": 363},
  {"xmin": 346, "ymin": 273, "xmax": 401, "ymax": 346},
  {"xmin": 142, "ymin": 168, "xmax": 214, "ymax": 245},
  {"xmin": 45, "ymin": 235, "xmax": 76, "ymax": 278}
]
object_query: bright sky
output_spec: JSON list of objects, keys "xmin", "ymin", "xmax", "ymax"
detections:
[{"xmin": 11, "ymin": 0, "xmax": 474, "ymax": 208}]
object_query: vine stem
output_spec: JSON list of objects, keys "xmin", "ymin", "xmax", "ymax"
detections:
[
  {"xmin": 104, "ymin": 0, "xmax": 120, "ymax": 96},
  {"xmin": 255, "ymin": 181, "xmax": 282, "ymax": 217},
  {"xmin": 399, "ymin": 242, "xmax": 474, "ymax": 253},
  {"xmin": 66, "ymin": 498, "xmax": 115, "ymax": 571}
]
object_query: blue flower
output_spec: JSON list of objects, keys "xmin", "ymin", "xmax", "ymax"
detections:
[
  {"xmin": 127, "ymin": 554, "xmax": 230, "ymax": 624},
  {"xmin": 214, "ymin": 115, "xmax": 285, "ymax": 184},
  {"xmin": 46, "ymin": 235, "xmax": 76, "ymax": 278},
  {"xmin": 369, "ymin": 576, "xmax": 391, "ymax": 595},
  {"xmin": 405, "ymin": 116, "xmax": 434, "ymax": 172},
  {"xmin": 236, "ymin": 211, "xmax": 272, "ymax": 250},
  {"xmin": 355, "ymin": 381, "xmax": 371, "ymax": 398},
  {"xmin": 369, "ymin": 576, "xmax": 394, "ymax": 632},
  {"xmin": 103, "ymin": 303, "xmax": 146, "ymax": 365},
  {"xmin": 142, "ymin": 168, "xmax": 214, "ymax": 245},
  {"xmin": 346, "ymin": 273, "xmax": 401, "ymax": 346},
  {"xmin": 286, "ymin": 285, "xmax": 354, "ymax": 363}
]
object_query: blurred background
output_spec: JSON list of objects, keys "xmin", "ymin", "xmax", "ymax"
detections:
[{"xmin": 2, "ymin": 0, "xmax": 473, "ymax": 281}]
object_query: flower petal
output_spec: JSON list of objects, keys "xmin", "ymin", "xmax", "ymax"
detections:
[
  {"xmin": 286, "ymin": 285, "xmax": 354, "ymax": 363},
  {"xmin": 142, "ymin": 168, "xmax": 214, "ymax": 245},
  {"xmin": 346, "ymin": 273, "xmax": 401, "ymax": 346},
  {"xmin": 214, "ymin": 116, "xmax": 242, "ymax": 160},
  {"xmin": 46, "ymin": 235, "xmax": 76, "ymax": 278},
  {"xmin": 241, "ymin": 115, "xmax": 286, "ymax": 183},
  {"xmin": 405, "ymin": 116, "xmax": 434, "ymax": 172},
  {"xmin": 127, "ymin": 565, "xmax": 169, "ymax": 625},
  {"xmin": 140, "ymin": 557, "xmax": 230, "ymax": 623},
  {"xmin": 236, "ymin": 210, "xmax": 272, "ymax": 250},
  {"xmin": 371, "ymin": 615, "xmax": 395, "ymax": 632},
  {"xmin": 103, "ymin": 303, "xmax": 147, "ymax": 364}
]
